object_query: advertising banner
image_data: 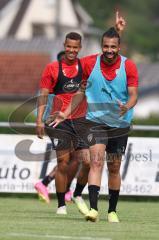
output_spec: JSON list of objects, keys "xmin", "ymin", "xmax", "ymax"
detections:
[{"xmin": 0, "ymin": 134, "xmax": 159, "ymax": 196}]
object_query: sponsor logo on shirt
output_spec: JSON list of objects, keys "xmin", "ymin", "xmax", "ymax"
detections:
[{"xmin": 63, "ymin": 79, "xmax": 80, "ymax": 92}]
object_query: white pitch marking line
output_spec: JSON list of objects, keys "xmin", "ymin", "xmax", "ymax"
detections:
[{"xmin": 1, "ymin": 232, "xmax": 112, "ymax": 240}]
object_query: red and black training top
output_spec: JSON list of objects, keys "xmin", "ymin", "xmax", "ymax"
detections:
[{"xmin": 40, "ymin": 58, "xmax": 87, "ymax": 119}]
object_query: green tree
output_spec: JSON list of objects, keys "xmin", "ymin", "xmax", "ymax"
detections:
[{"xmin": 79, "ymin": 0, "xmax": 159, "ymax": 60}]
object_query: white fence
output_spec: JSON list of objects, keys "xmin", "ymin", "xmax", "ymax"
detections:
[{"xmin": 1, "ymin": 122, "xmax": 159, "ymax": 131}]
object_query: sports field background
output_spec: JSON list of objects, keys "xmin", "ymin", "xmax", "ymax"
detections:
[{"xmin": 0, "ymin": 196, "xmax": 158, "ymax": 240}]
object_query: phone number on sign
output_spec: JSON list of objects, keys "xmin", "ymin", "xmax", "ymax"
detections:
[{"xmin": 120, "ymin": 184, "xmax": 153, "ymax": 195}]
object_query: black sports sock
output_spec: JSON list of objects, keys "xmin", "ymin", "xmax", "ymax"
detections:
[
  {"xmin": 108, "ymin": 189, "xmax": 120, "ymax": 213},
  {"xmin": 88, "ymin": 185, "xmax": 100, "ymax": 211},
  {"xmin": 73, "ymin": 182, "xmax": 86, "ymax": 197},
  {"xmin": 56, "ymin": 192, "xmax": 65, "ymax": 208},
  {"xmin": 42, "ymin": 175, "xmax": 54, "ymax": 186}
]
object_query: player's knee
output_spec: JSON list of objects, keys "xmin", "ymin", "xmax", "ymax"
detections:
[
  {"xmin": 82, "ymin": 158, "xmax": 90, "ymax": 169},
  {"xmin": 58, "ymin": 161, "xmax": 69, "ymax": 174},
  {"xmin": 91, "ymin": 156, "xmax": 104, "ymax": 169},
  {"xmin": 108, "ymin": 164, "xmax": 120, "ymax": 175},
  {"xmin": 92, "ymin": 152, "xmax": 104, "ymax": 165}
]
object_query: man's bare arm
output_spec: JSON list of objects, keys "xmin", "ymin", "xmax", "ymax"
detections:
[
  {"xmin": 119, "ymin": 87, "xmax": 138, "ymax": 116},
  {"xmin": 50, "ymin": 90, "xmax": 85, "ymax": 128},
  {"xmin": 36, "ymin": 88, "xmax": 49, "ymax": 138}
]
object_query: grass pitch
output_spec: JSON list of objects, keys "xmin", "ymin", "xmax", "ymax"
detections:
[{"xmin": 0, "ymin": 196, "xmax": 159, "ymax": 240}]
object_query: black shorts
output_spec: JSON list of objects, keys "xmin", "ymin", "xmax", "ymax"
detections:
[
  {"xmin": 72, "ymin": 117, "xmax": 130, "ymax": 154},
  {"xmin": 45, "ymin": 119, "xmax": 89, "ymax": 151},
  {"xmin": 106, "ymin": 134, "xmax": 128, "ymax": 154}
]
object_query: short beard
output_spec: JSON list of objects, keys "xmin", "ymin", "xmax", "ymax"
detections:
[{"xmin": 103, "ymin": 52, "xmax": 118, "ymax": 63}]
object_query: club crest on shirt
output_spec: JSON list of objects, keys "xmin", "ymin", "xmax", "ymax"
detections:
[
  {"xmin": 53, "ymin": 138, "xmax": 59, "ymax": 147},
  {"xmin": 87, "ymin": 133, "xmax": 93, "ymax": 143},
  {"xmin": 115, "ymin": 69, "xmax": 119, "ymax": 75}
]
